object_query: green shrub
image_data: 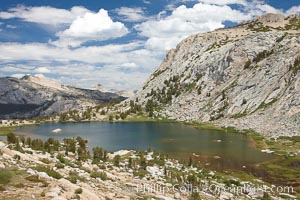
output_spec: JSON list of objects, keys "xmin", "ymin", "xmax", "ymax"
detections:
[
  {"xmin": 25, "ymin": 150, "xmax": 33, "ymax": 154},
  {"xmin": 25, "ymin": 175, "xmax": 44, "ymax": 183},
  {"xmin": 253, "ymin": 49, "xmax": 274, "ymax": 63},
  {"xmin": 57, "ymin": 154, "xmax": 74, "ymax": 167},
  {"xmin": 92, "ymin": 147, "xmax": 108, "ymax": 162},
  {"xmin": 13, "ymin": 154, "xmax": 21, "ymax": 160},
  {"xmin": 99, "ymin": 165, "xmax": 106, "ymax": 170},
  {"xmin": 80, "ymin": 167, "xmax": 91, "ymax": 174},
  {"xmin": 244, "ymin": 60, "xmax": 251, "ymax": 69},
  {"xmin": 68, "ymin": 175, "xmax": 77, "ymax": 184},
  {"xmin": 0, "ymin": 170, "xmax": 12, "ymax": 184},
  {"xmin": 148, "ymin": 158, "xmax": 165, "ymax": 166},
  {"xmin": 40, "ymin": 158, "xmax": 51, "ymax": 164},
  {"xmin": 14, "ymin": 183, "xmax": 25, "ymax": 188},
  {"xmin": 292, "ymin": 56, "xmax": 300, "ymax": 74},
  {"xmin": 0, "ymin": 185, "xmax": 6, "ymax": 191},
  {"xmin": 189, "ymin": 192, "xmax": 201, "ymax": 200},
  {"xmin": 55, "ymin": 163, "xmax": 65, "ymax": 169},
  {"xmin": 113, "ymin": 155, "xmax": 121, "ymax": 167},
  {"xmin": 75, "ymin": 188, "xmax": 83, "ymax": 194},
  {"xmin": 90, "ymin": 171, "xmax": 107, "ymax": 180},
  {"xmin": 67, "ymin": 171, "xmax": 86, "ymax": 184},
  {"xmin": 276, "ymin": 33, "xmax": 287, "ymax": 43},
  {"xmin": 133, "ymin": 169, "xmax": 148, "ymax": 178},
  {"xmin": 7, "ymin": 132, "xmax": 18, "ymax": 144},
  {"xmin": 33, "ymin": 166, "xmax": 63, "ymax": 179}
]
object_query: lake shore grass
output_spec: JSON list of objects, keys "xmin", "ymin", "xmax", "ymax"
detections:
[{"xmin": 0, "ymin": 126, "xmax": 16, "ymax": 136}]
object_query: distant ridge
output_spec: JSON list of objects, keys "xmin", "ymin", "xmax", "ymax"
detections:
[{"xmin": 0, "ymin": 75, "xmax": 124, "ymax": 119}]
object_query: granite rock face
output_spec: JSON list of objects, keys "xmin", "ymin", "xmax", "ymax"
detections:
[
  {"xmin": 0, "ymin": 75, "xmax": 123, "ymax": 119},
  {"xmin": 134, "ymin": 14, "xmax": 300, "ymax": 137}
]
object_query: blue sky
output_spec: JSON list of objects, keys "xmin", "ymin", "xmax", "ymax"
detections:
[{"xmin": 0, "ymin": 0, "xmax": 299, "ymax": 90}]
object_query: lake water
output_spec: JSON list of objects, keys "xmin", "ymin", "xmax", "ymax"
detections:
[{"xmin": 15, "ymin": 122, "xmax": 276, "ymax": 171}]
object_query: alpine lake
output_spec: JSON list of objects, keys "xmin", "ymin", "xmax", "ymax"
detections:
[{"xmin": 15, "ymin": 121, "xmax": 277, "ymax": 172}]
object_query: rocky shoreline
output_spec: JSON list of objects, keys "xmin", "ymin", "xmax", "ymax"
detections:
[{"xmin": 0, "ymin": 132, "xmax": 299, "ymax": 200}]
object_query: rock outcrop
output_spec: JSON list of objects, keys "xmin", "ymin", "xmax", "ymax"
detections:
[
  {"xmin": 0, "ymin": 75, "xmax": 124, "ymax": 119},
  {"xmin": 133, "ymin": 14, "xmax": 300, "ymax": 137}
]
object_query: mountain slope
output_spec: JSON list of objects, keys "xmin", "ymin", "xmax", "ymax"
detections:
[
  {"xmin": 133, "ymin": 14, "xmax": 300, "ymax": 137},
  {"xmin": 93, "ymin": 83, "xmax": 137, "ymax": 98},
  {"xmin": 0, "ymin": 75, "xmax": 124, "ymax": 119}
]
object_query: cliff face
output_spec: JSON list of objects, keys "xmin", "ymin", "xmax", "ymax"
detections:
[
  {"xmin": 0, "ymin": 75, "xmax": 123, "ymax": 119},
  {"xmin": 134, "ymin": 14, "xmax": 300, "ymax": 137}
]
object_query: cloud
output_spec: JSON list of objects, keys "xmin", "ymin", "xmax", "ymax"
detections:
[
  {"xmin": 11, "ymin": 74, "xmax": 27, "ymax": 78},
  {"xmin": 0, "ymin": 41, "xmax": 163, "ymax": 89},
  {"xmin": 164, "ymin": 0, "xmax": 197, "ymax": 11},
  {"xmin": 1, "ymin": 65, "xmax": 50, "ymax": 74},
  {"xmin": 252, "ymin": 4, "xmax": 282, "ymax": 14},
  {"xmin": 0, "ymin": 42, "xmax": 147, "ymax": 64},
  {"xmin": 2, "ymin": 61, "xmax": 159, "ymax": 90},
  {"xmin": 200, "ymin": 0, "xmax": 247, "ymax": 6},
  {"xmin": 285, "ymin": 6, "xmax": 300, "ymax": 16},
  {"xmin": 54, "ymin": 64, "xmax": 149, "ymax": 89},
  {"xmin": 135, "ymin": 0, "xmax": 286, "ymax": 52},
  {"xmin": 119, "ymin": 62, "xmax": 138, "ymax": 68},
  {"xmin": 200, "ymin": 0, "xmax": 283, "ymax": 14},
  {"xmin": 0, "ymin": 2, "xmax": 296, "ymax": 90},
  {"xmin": 136, "ymin": 3, "xmax": 250, "ymax": 51},
  {"xmin": 114, "ymin": 7, "xmax": 148, "ymax": 22},
  {"xmin": 6, "ymin": 25, "xmax": 17, "ymax": 29},
  {"xmin": 52, "ymin": 9, "xmax": 129, "ymax": 47},
  {"xmin": 35, "ymin": 67, "xmax": 51, "ymax": 73},
  {"xmin": 1, "ymin": 64, "xmax": 34, "ymax": 73},
  {"xmin": 0, "ymin": 5, "xmax": 89, "ymax": 25}
]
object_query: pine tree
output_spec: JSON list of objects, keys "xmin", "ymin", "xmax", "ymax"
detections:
[
  {"xmin": 114, "ymin": 155, "xmax": 121, "ymax": 167},
  {"xmin": 7, "ymin": 132, "xmax": 18, "ymax": 144}
]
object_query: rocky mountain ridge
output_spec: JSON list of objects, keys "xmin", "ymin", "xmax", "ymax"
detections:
[
  {"xmin": 132, "ymin": 14, "xmax": 300, "ymax": 137},
  {"xmin": 92, "ymin": 84, "xmax": 137, "ymax": 98},
  {"xmin": 0, "ymin": 75, "xmax": 124, "ymax": 119}
]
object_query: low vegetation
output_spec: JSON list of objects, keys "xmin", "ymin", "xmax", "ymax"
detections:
[
  {"xmin": 90, "ymin": 171, "xmax": 107, "ymax": 180},
  {"xmin": 33, "ymin": 166, "xmax": 63, "ymax": 179},
  {"xmin": 253, "ymin": 49, "xmax": 274, "ymax": 63},
  {"xmin": 0, "ymin": 129, "xmax": 299, "ymax": 198},
  {"xmin": 0, "ymin": 126, "xmax": 16, "ymax": 136},
  {"xmin": 0, "ymin": 169, "xmax": 13, "ymax": 184},
  {"xmin": 246, "ymin": 21, "xmax": 272, "ymax": 32},
  {"xmin": 285, "ymin": 16, "xmax": 300, "ymax": 30},
  {"xmin": 292, "ymin": 56, "xmax": 300, "ymax": 74},
  {"xmin": 276, "ymin": 32, "xmax": 288, "ymax": 43}
]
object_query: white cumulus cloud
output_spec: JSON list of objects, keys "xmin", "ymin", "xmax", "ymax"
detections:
[
  {"xmin": 135, "ymin": 0, "xmax": 287, "ymax": 52},
  {"xmin": 136, "ymin": 3, "xmax": 250, "ymax": 51},
  {"xmin": 114, "ymin": 7, "xmax": 148, "ymax": 22},
  {"xmin": 35, "ymin": 67, "xmax": 51, "ymax": 73},
  {"xmin": 200, "ymin": 0, "xmax": 248, "ymax": 6},
  {"xmin": 53, "ymin": 9, "xmax": 129, "ymax": 47},
  {"xmin": 285, "ymin": 6, "xmax": 300, "ymax": 16},
  {"xmin": 0, "ymin": 5, "xmax": 89, "ymax": 25},
  {"xmin": 0, "ymin": 2, "xmax": 297, "ymax": 90}
]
